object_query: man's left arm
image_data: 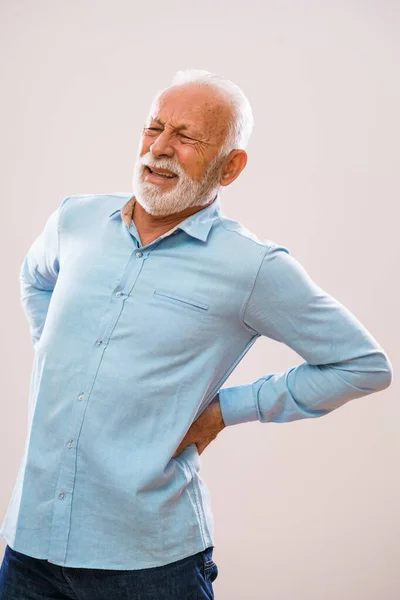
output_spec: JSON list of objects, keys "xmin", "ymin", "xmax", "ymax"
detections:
[{"xmin": 218, "ymin": 242, "xmax": 393, "ymax": 427}]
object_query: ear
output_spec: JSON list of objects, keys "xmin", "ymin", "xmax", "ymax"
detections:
[{"xmin": 220, "ymin": 150, "xmax": 248, "ymax": 186}]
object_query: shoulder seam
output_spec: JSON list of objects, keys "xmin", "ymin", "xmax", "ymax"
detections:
[{"xmin": 216, "ymin": 217, "xmax": 271, "ymax": 249}]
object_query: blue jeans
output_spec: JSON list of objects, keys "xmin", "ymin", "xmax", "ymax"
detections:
[{"xmin": 0, "ymin": 544, "xmax": 218, "ymax": 599}]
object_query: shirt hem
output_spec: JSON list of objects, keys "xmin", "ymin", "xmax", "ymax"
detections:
[{"xmin": 0, "ymin": 530, "xmax": 214, "ymax": 571}]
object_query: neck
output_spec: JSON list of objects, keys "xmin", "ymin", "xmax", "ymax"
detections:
[{"xmin": 133, "ymin": 195, "xmax": 216, "ymax": 244}]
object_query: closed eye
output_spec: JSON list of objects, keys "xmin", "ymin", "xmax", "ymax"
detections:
[
  {"xmin": 144, "ymin": 127, "xmax": 196, "ymax": 141},
  {"xmin": 178, "ymin": 133, "xmax": 195, "ymax": 140}
]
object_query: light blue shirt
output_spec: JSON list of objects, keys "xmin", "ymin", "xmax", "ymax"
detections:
[{"xmin": 0, "ymin": 192, "xmax": 392, "ymax": 569}]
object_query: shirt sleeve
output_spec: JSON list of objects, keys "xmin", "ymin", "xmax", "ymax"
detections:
[
  {"xmin": 19, "ymin": 196, "xmax": 70, "ymax": 348},
  {"xmin": 218, "ymin": 242, "xmax": 393, "ymax": 427}
]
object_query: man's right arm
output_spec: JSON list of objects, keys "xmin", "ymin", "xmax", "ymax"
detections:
[{"xmin": 19, "ymin": 196, "xmax": 70, "ymax": 348}]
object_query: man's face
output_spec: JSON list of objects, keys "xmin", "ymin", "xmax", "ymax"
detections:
[{"xmin": 132, "ymin": 84, "xmax": 233, "ymax": 217}]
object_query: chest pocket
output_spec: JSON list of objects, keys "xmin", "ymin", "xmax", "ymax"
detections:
[
  {"xmin": 139, "ymin": 287, "xmax": 212, "ymax": 357},
  {"xmin": 153, "ymin": 289, "xmax": 209, "ymax": 315}
]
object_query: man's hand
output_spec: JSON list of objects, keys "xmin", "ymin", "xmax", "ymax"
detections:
[{"xmin": 172, "ymin": 394, "xmax": 226, "ymax": 458}]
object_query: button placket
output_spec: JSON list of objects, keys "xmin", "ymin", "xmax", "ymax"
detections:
[{"xmin": 49, "ymin": 245, "xmax": 149, "ymax": 565}]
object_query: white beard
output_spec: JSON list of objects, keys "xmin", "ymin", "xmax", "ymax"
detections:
[{"xmin": 131, "ymin": 150, "xmax": 226, "ymax": 217}]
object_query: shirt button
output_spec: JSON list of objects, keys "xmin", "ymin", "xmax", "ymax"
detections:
[
  {"xmin": 78, "ymin": 393, "xmax": 84, "ymax": 401},
  {"xmin": 59, "ymin": 492, "xmax": 65, "ymax": 500},
  {"xmin": 115, "ymin": 291, "xmax": 122, "ymax": 297},
  {"xmin": 173, "ymin": 230, "xmax": 179, "ymax": 235},
  {"xmin": 136, "ymin": 252, "xmax": 143, "ymax": 258},
  {"xmin": 95, "ymin": 340, "xmax": 102, "ymax": 347},
  {"xmin": 67, "ymin": 440, "xmax": 74, "ymax": 448}
]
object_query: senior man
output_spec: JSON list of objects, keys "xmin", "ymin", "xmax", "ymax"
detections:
[{"xmin": 0, "ymin": 69, "xmax": 393, "ymax": 599}]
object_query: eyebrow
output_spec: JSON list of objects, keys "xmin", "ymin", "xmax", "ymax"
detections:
[{"xmin": 150, "ymin": 117, "xmax": 201, "ymax": 138}]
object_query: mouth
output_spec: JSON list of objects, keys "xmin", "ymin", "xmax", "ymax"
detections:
[{"xmin": 143, "ymin": 165, "xmax": 178, "ymax": 182}]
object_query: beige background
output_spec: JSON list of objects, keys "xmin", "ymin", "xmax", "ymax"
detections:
[{"xmin": 0, "ymin": 1, "xmax": 399, "ymax": 598}]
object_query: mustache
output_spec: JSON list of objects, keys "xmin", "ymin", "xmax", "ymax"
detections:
[{"xmin": 139, "ymin": 154, "xmax": 184, "ymax": 177}]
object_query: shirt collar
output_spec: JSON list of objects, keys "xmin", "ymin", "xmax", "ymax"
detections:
[{"xmin": 108, "ymin": 193, "xmax": 222, "ymax": 243}]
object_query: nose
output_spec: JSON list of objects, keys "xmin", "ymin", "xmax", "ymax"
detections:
[{"xmin": 150, "ymin": 129, "xmax": 175, "ymax": 159}]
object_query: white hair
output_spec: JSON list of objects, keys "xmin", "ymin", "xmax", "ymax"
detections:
[{"xmin": 149, "ymin": 69, "xmax": 254, "ymax": 155}]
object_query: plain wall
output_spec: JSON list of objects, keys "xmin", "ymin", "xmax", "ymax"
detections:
[{"xmin": 0, "ymin": 1, "xmax": 399, "ymax": 598}]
